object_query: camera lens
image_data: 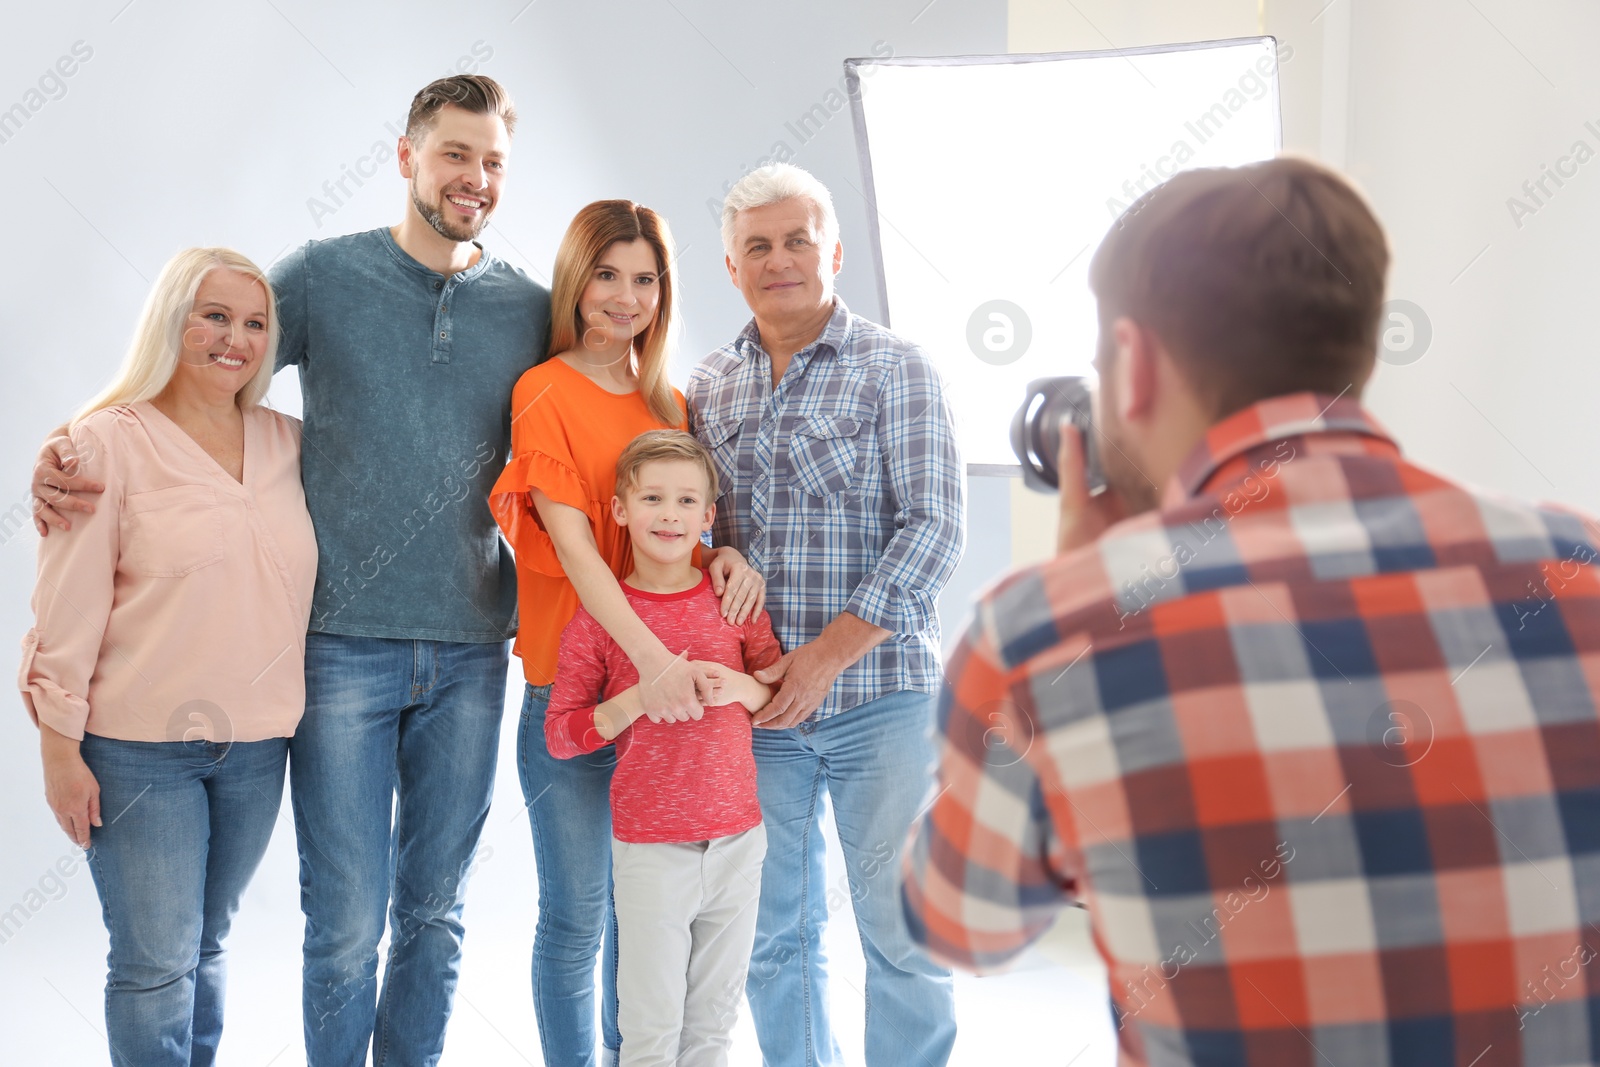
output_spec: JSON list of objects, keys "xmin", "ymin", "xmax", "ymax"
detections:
[{"xmin": 1009, "ymin": 376, "xmax": 1103, "ymax": 494}]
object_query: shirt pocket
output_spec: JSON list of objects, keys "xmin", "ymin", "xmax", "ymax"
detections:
[
  {"xmin": 698, "ymin": 417, "xmax": 746, "ymax": 502},
  {"xmin": 789, "ymin": 416, "xmax": 863, "ymax": 498},
  {"xmin": 122, "ymin": 485, "xmax": 225, "ymax": 577}
]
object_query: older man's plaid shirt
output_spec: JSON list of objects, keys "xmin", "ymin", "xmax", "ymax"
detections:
[
  {"xmin": 905, "ymin": 391, "xmax": 1600, "ymax": 1067},
  {"xmin": 685, "ymin": 299, "xmax": 965, "ymax": 720}
]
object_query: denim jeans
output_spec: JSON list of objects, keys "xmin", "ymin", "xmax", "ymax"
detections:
[
  {"xmin": 80, "ymin": 733, "xmax": 287, "ymax": 1067},
  {"xmin": 745, "ymin": 689, "xmax": 957, "ymax": 1067},
  {"xmin": 289, "ymin": 633, "xmax": 507, "ymax": 1067},
  {"xmin": 518, "ymin": 681, "xmax": 621, "ymax": 1066}
]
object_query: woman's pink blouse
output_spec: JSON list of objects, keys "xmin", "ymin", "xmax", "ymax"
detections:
[{"xmin": 20, "ymin": 402, "xmax": 318, "ymax": 742}]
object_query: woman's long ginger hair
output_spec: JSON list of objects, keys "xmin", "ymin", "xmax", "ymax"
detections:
[{"xmin": 546, "ymin": 200, "xmax": 680, "ymax": 426}]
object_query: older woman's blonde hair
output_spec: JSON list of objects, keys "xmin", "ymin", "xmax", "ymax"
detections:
[{"xmin": 72, "ymin": 247, "xmax": 279, "ymax": 428}]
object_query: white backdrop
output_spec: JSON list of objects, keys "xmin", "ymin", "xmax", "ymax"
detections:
[{"xmin": 853, "ymin": 38, "xmax": 1283, "ymax": 467}]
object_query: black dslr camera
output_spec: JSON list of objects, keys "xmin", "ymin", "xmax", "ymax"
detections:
[{"xmin": 1008, "ymin": 376, "xmax": 1106, "ymax": 494}]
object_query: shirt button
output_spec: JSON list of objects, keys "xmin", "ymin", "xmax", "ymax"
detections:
[
  {"xmin": 433, "ymin": 281, "xmax": 442, "ymax": 290},
  {"xmin": 439, "ymin": 331, "xmax": 447, "ymax": 340}
]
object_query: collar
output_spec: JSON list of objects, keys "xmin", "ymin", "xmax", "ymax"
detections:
[
  {"xmin": 731, "ymin": 298, "xmax": 858, "ymax": 367},
  {"xmin": 621, "ymin": 570, "xmax": 710, "ymax": 602},
  {"xmin": 1166, "ymin": 390, "xmax": 1399, "ymax": 506},
  {"xmin": 376, "ymin": 226, "xmax": 493, "ymax": 284}
]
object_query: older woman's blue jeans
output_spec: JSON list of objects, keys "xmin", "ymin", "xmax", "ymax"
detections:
[
  {"xmin": 80, "ymin": 732, "xmax": 287, "ymax": 1067},
  {"xmin": 518, "ymin": 681, "xmax": 621, "ymax": 1067}
]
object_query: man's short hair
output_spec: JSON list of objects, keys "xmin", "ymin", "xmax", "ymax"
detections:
[
  {"xmin": 720, "ymin": 163, "xmax": 839, "ymax": 256},
  {"xmin": 1089, "ymin": 156, "xmax": 1390, "ymax": 418},
  {"xmin": 405, "ymin": 75, "xmax": 517, "ymax": 143},
  {"xmin": 615, "ymin": 430, "xmax": 720, "ymax": 502}
]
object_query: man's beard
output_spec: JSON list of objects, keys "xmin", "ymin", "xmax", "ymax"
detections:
[
  {"xmin": 1098, "ymin": 415, "xmax": 1163, "ymax": 515},
  {"xmin": 1093, "ymin": 332, "xmax": 1162, "ymax": 514},
  {"xmin": 411, "ymin": 179, "xmax": 490, "ymax": 243}
]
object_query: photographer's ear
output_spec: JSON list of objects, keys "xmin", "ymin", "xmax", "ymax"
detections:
[{"xmin": 1110, "ymin": 317, "xmax": 1160, "ymax": 423}]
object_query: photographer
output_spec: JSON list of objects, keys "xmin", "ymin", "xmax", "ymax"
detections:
[{"xmin": 904, "ymin": 156, "xmax": 1600, "ymax": 1062}]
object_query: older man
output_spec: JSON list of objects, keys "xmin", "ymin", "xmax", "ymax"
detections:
[
  {"xmin": 686, "ymin": 163, "xmax": 964, "ymax": 1067},
  {"xmin": 906, "ymin": 156, "xmax": 1600, "ymax": 1065}
]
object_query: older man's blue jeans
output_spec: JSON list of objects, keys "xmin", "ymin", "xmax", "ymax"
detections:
[
  {"xmin": 745, "ymin": 689, "xmax": 957, "ymax": 1067},
  {"xmin": 289, "ymin": 633, "xmax": 507, "ymax": 1067},
  {"xmin": 80, "ymin": 733, "xmax": 287, "ymax": 1067}
]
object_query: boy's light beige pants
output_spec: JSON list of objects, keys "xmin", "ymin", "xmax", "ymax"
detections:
[{"xmin": 612, "ymin": 824, "xmax": 767, "ymax": 1067}]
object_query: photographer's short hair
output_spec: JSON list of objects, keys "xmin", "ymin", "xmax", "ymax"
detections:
[
  {"xmin": 615, "ymin": 430, "xmax": 720, "ymax": 501},
  {"xmin": 405, "ymin": 74, "xmax": 517, "ymax": 143},
  {"xmin": 721, "ymin": 163, "xmax": 839, "ymax": 256},
  {"xmin": 1089, "ymin": 156, "xmax": 1389, "ymax": 418}
]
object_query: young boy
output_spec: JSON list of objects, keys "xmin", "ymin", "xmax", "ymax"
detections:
[{"xmin": 545, "ymin": 429, "xmax": 781, "ymax": 1067}]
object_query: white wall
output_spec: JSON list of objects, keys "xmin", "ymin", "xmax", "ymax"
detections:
[
  {"xmin": 1005, "ymin": 0, "xmax": 1600, "ymax": 565},
  {"xmin": 1344, "ymin": 0, "xmax": 1600, "ymax": 512}
]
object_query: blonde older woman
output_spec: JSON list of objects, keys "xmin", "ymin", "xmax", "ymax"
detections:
[{"xmin": 20, "ymin": 247, "xmax": 316, "ymax": 1067}]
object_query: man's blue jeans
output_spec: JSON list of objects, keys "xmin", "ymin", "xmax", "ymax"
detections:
[
  {"xmin": 80, "ymin": 733, "xmax": 287, "ymax": 1067},
  {"xmin": 289, "ymin": 633, "xmax": 507, "ymax": 1067},
  {"xmin": 518, "ymin": 681, "xmax": 622, "ymax": 1066},
  {"xmin": 746, "ymin": 689, "xmax": 957, "ymax": 1067}
]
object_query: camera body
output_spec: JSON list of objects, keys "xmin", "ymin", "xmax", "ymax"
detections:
[{"xmin": 1009, "ymin": 376, "xmax": 1106, "ymax": 494}]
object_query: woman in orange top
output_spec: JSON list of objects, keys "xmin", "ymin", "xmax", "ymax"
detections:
[{"xmin": 489, "ymin": 200, "xmax": 763, "ymax": 1066}]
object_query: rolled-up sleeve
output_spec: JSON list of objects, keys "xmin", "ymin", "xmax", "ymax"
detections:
[
  {"xmin": 19, "ymin": 424, "xmax": 121, "ymax": 740},
  {"xmin": 902, "ymin": 616, "xmax": 1073, "ymax": 973},
  {"xmin": 844, "ymin": 348, "xmax": 965, "ymax": 635}
]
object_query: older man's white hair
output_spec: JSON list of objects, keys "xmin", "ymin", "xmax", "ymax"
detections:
[{"xmin": 720, "ymin": 163, "xmax": 840, "ymax": 257}]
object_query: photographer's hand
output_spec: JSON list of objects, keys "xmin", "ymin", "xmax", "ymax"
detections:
[{"xmin": 1057, "ymin": 422, "xmax": 1129, "ymax": 555}]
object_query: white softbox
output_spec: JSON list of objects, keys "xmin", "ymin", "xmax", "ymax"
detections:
[{"xmin": 847, "ymin": 37, "xmax": 1286, "ymax": 470}]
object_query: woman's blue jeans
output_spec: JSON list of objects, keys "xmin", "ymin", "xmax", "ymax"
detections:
[
  {"xmin": 80, "ymin": 732, "xmax": 287, "ymax": 1067},
  {"xmin": 518, "ymin": 681, "xmax": 621, "ymax": 1066}
]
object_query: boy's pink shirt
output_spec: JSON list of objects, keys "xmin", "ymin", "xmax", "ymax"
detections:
[{"xmin": 546, "ymin": 572, "xmax": 782, "ymax": 843}]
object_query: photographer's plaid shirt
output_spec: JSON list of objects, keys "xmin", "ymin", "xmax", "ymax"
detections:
[
  {"xmin": 905, "ymin": 391, "xmax": 1600, "ymax": 1066},
  {"xmin": 686, "ymin": 299, "xmax": 964, "ymax": 719}
]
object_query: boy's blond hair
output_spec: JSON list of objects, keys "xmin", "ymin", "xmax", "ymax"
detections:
[{"xmin": 614, "ymin": 430, "xmax": 719, "ymax": 501}]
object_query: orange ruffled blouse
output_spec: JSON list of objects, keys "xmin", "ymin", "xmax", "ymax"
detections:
[{"xmin": 489, "ymin": 357, "xmax": 695, "ymax": 686}]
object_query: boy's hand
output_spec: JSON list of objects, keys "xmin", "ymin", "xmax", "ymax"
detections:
[
  {"xmin": 689, "ymin": 662, "xmax": 742, "ymax": 706},
  {"xmin": 691, "ymin": 663, "xmax": 724, "ymax": 708}
]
